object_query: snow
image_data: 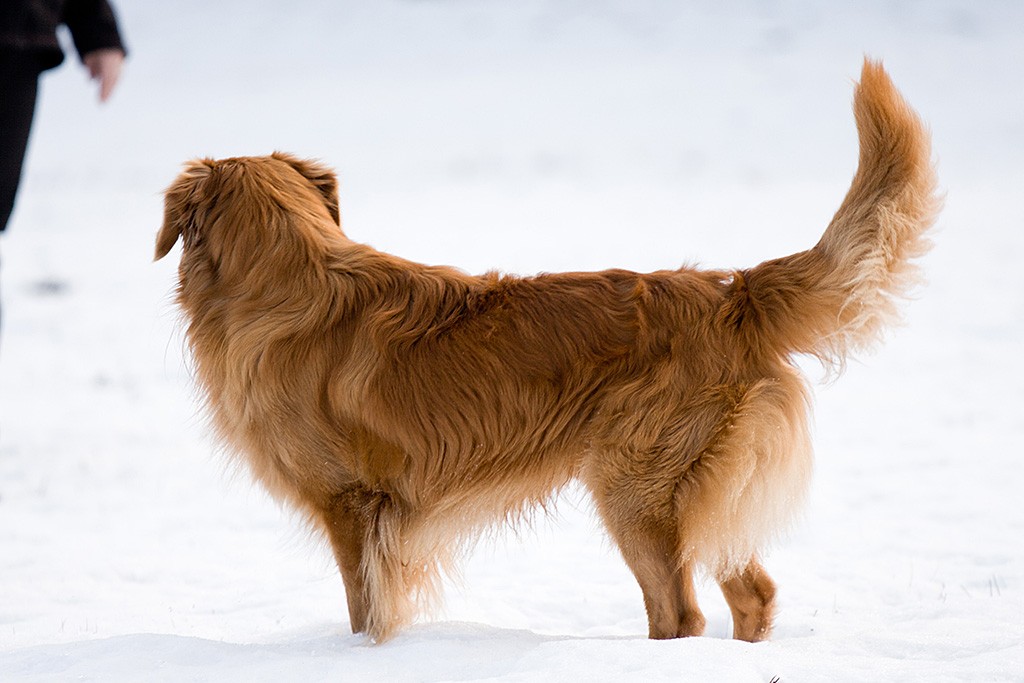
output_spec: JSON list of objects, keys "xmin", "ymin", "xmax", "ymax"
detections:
[{"xmin": 2, "ymin": 1, "xmax": 1023, "ymax": 680}]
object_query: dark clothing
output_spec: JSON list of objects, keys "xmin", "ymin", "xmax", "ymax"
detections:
[
  {"xmin": 0, "ymin": 0, "xmax": 125, "ymax": 233},
  {"xmin": 0, "ymin": 52, "xmax": 42, "ymax": 233},
  {"xmin": 0, "ymin": 0, "xmax": 126, "ymax": 71}
]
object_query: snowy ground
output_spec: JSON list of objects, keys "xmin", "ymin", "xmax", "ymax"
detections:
[{"xmin": 2, "ymin": 1, "xmax": 1023, "ymax": 680}]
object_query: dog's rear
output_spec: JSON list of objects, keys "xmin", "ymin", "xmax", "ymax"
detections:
[
  {"xmin": 608, "ymin": 60, "xmax": 939, "ymax": 635},
  {"xmin": 727, "ymin": 60, "xmax": 939, "ymax": 368}
]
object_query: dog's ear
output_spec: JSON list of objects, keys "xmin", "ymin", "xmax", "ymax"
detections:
[
  {"xmin": 156, "ymin": 159, "xmax": 216, "ymax": 261},
  {"xmin": 272, "ymin": 152, "xmax": 340, "ymax": 226}
]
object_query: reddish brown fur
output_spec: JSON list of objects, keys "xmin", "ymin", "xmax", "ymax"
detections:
[{"xmin": 156, "ymin": 60, "xmax": 939, "ymax": 643}]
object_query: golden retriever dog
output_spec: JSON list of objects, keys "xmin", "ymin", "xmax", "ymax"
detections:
[{"xmin": 156, "ymin": 60, "xmax": 938, "ymax": 643}]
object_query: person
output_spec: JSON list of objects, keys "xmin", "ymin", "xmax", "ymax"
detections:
[
  {"xmin": 0, "ymin": 1, "xmax": 125, "ymax": 335},
  {"xmin": 1, "ymin": 0, "xmax": 127, "ymax": 235}
]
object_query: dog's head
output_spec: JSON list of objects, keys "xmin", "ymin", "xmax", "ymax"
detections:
[{"xmin": 155, "ymin": 152, "xmax": 341, "ymax": 266}]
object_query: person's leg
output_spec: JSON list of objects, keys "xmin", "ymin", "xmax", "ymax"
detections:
[
  {"xmin": 0, "ymin": 51, "xmax": 43, "ymax": 334},
  {"xmin": 0, "ymin": 52, "xmax": 42, "ymax": 233}
]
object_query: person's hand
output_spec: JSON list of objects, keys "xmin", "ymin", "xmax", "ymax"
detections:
[{"xmin": 83, "ymin": 48, "xmax": 125, "ymax": 103}]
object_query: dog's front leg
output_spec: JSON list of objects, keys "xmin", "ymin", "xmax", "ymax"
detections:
[{"xmin": 321, "ymin": 488, "xmax": 374, "ymax": 634}]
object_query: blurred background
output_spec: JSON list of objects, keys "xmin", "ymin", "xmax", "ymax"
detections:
[{"xmin": 1, "ymin": 1, "xmax": 1022, "ymax": 679}]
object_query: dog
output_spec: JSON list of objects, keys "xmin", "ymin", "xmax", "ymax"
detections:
[{"xmin": 156, "ymin": 60, "xmax": 938, "ymax": 643}]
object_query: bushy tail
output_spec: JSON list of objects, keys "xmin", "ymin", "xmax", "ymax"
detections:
[{"xmin": 732, "ymin": 59, "xmax": 940, "ymax": 370}]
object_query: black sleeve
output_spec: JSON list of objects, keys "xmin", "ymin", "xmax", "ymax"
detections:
[{"xmin": 60, "ymin": 0, "xmax": 126, "ymax": 60}]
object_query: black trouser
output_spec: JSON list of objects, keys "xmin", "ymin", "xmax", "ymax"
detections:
[
  {"xmin": 1, "ymin": 51, "xmax": 42, "ymax": 234},
  {"xmin": 0, "ymin": 51, "xmax": 42, "ymax": 335}
]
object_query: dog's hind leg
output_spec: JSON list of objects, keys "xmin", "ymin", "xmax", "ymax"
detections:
[
  {"xmin": 608, "ymin": 517, "xmax": 705, "ymax": 639},
  {"xmin": 587, "ymin": 474, "xmax": 705, "ymax": 639},
  {"xmin": 718, "ymin": 558, "xmax": 776, "ymax": 642}
]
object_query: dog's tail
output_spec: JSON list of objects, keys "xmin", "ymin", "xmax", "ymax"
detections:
[{"xmin": 725, "ymin": 59, "xmax": 940, "ymax": 371}]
